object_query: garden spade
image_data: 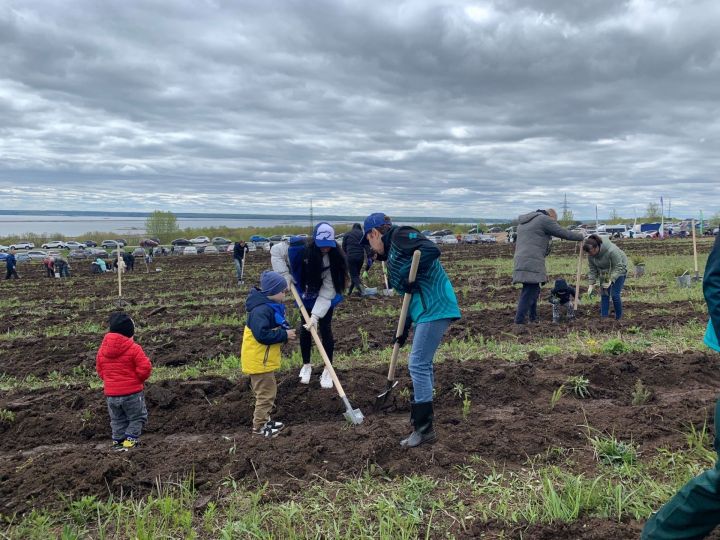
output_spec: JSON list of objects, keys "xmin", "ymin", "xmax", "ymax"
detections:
[
  {"xmin": 374, "ymin": 250, "xmax": 420, "ymax": 411},
  {"xmin": 239, "ymin": 257, "xmax": 245, "ymax": 285},
  {"xmin": 289, "ymin": 283, "xmax": 364, "ymax": 425},
  {"xmin": 380, "ymin": 261, "xmax": 394, "ymax": 296},
  {"xmin": 692, "ymin": 220, "xmax": 701, "ymax": 283}
]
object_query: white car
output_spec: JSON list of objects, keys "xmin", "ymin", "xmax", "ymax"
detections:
[
  {"xmin": 0, "ymin": 245, "xmax": 9, "ymax": 252},
  {"xmin": 10, "ymin": 241, "xmax": 34, "ymax": 250},
  {"xmin": 189, "ymin": 236, "xmax": 210, "ymax": 245},
  {"xmin": 441, "ymin": 235, "xmax": 459, "ymax": 244},
  {"xmin": 42, "ymin": 240, "xmax": 67, "ymax": 249},
  {"xmin": 203, "ymin": 245, "xmax": 219, "ymax": 255},
  {"xmin": 26, "ymin": 250, "xmax": 49, "ymax": 260},
  {"xmin": 183, "ymin": 246, "xmax": 198, "ymax": 255},
  {"xmin": 478, "ymin": 234, "xmax": 497, "ymax": 244},
  {"xmin": 65, "ymin": 241, "xmax": 85, "ymax": 250}
]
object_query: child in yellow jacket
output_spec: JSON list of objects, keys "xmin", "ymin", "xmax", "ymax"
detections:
[{"xmin": 241, "ymin": 271, "xmax": 295, "ymax": 437}]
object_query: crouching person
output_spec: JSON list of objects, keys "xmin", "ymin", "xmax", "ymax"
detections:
[
  {"xmin": 241, "ymin": 271, "xmax": 296, "ymax": 438},
  {"xmin": 96, "ymin": 312, "xmax": 152, "ymax": 451},
  {"xmin": 549, "ymin": 279, "xmax": 575, "ymax": 324}
]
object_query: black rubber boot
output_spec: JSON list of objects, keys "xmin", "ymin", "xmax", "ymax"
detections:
[{"xmin": 400, "ymin": 401, "xmax": 437, "ymax": 448}]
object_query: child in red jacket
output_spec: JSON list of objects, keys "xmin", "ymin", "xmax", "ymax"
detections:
[{"xmin": 96, "ymin": 312, "xmax": 152, "ymax": 451}]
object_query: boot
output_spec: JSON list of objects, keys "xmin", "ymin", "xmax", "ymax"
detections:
[{"xmin": 400, "ymin": 401, "xmax": 437, "ymax": 448}]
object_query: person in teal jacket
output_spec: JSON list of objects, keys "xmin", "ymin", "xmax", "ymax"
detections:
[
  {"xmin": 642, "ymin": 233, "xmax": 720, "ymax": 539},
  {"xmin": 363, "ymin": 213, "xmax": 461, "ymax": 448}
]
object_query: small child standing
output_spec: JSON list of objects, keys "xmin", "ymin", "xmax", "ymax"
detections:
[
  {"xmin": 96, "ymin": 312, "xmax": 152, "ymax": 450},
  {"xmin": 241, "ymin": 271, "xmax": 296, "ymax": 438},
  {"xmin": 549, "ymin": 279, "xmax": 576, "ymax": 323}
]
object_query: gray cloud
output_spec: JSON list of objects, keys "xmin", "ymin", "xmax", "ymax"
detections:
[{"xmin": 1, "ymin": 0, "xmax": 719, "ymax": 219}]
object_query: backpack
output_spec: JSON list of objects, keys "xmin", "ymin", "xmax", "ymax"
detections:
[{"xmin": 287, "ymin": 236, "xmax": 308, "ymax": 289}]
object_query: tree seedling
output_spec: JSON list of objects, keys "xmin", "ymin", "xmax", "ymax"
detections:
[
  {"xmin": 550, "ymin": 384, "xmax": 565, "ymax": 410},
  {"xmin": 631, "ymin": 379, "xmax": 652, "ymax": 405},
  {"xmin": 566, "ymin": 376, "xmax": 590, "ymax": 399}
]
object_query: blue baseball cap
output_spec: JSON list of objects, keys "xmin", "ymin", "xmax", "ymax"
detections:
[
  {"xmin": 362, "ymin": 213, "xmax": 392, "ymax": 244},
  {"xmin": 313, "ymin": 222, "xmax": 337, "ymax": 248}
]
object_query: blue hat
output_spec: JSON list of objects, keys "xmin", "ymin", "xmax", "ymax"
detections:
[
  {"xmin": 362, "ymin": 213, "xmax": 392, "ymax": 244},
  {"xmin": 260, "ymin": 271, "xmax": 287, "ymax": 296},
  {"xmin": 313, "ymin": 222, "xmax": 336, "ymax": 248}
]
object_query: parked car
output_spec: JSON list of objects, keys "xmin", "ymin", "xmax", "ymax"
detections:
[
  {"xmin": 69, "ymin": 250, "xmax": 89, "ymax": 260},
  {"xmin": 189, "ymin": 236, "xmax": 210, "ymax": 245},
  {"xmin": 26, "ymin": 250, "xmax": 49, "ymax": 260},
  {"xmin": 203, "ymin": 245, "xmax": 219, "ymax": 255},
  {"xmin": 478, "ymin": 234, "xmax": 497, "ymax": 244},
  {"xmin": 441, "ymin": 235, "xmax": 459, "ymax": 245},
  {"xmin": 42, "ymin": 240, "xmax": 67, "ymax": 249},
  {"xmin": 0, "ymin": 245, "xmax": 9, "ymax": 252},
  {"xmin": 101, "ymin": 240, "xmax": 120, "ymax": 248},
  {"xmin": 114, "ymin": 239, "xmax": 127, "ymax": 247},
  {"xmin": 488, "ymin": 227, "xmax": 502, "ymax": 233},
  {"xmin": 171, "ymin": 238, "xmax": 191, "ymax": 246},
  {"xmin": 65, "ymin": 241, "xmax": 85, "ymax": 250},
  {"xmin": 183, "ymin": 246, "xmax": 198, "ymax": 255},
  {"xmin": 467, "ymin": 226, "xmax": 484, "ymax": 234},
  {"xmin": 15, "ymin": 253, "xmax": 31, "ymax": 263},
  {"xmin": 0, "ymin": 252, "xmax": 8, "ymax": 261},
  {"xmin": 211, "ymin": 236, "xmax": 232, "ymax": 246},
  {"xmin": 431, "ymin": 229, "xmax": 453, "ymax": 237},
  {"xmin": 250, "ymin": 235, "xmax": 269, "ymax": 243},
  {"xmin": 83, "ymin": 240, "xmax": 98, "ymax": 247},
  {"xmin": 268, "ymin": 235, "xmax": 283, "ymax": 243},
  {"xmin": 420, "ymin": 230, "xmax": 433, "ymax": 237},
  {"xmin": 281, "ymin": 235, "xmax": 293, "ymax": 242},
  {"xmin": 461, "ymin": 234, "xmax": 479, "ymax": 244},
  {"xmin": 87, "ymin": 248, "xmax": 109, "ymax": 257},
  {"xmin": 10, "ymin": 241, "xmax": 34, "ymax": 250}
]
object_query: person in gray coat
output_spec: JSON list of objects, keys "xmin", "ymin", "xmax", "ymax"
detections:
[{"xmin": 512, "ymin": 209, "xmax": 584, "ymax": 329}]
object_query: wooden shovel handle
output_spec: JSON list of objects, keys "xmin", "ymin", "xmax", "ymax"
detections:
[
  {"xmin": 289, "ymin": 282, "xmax": 348, "ymax": 399},
  {"xmin": 381, "ymin": 261, "xmax": 390, "ymax": 290},
  {"xmin": 387, "ymin": 250, "xmax": 421, "ymax": 381},
  {"xmin": 574, "ymin": 242, "xmax": 583, "ymax": 311}
]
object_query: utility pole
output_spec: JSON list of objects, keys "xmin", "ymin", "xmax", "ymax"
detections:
[{"xmin": 310, "ymin": 199, "xmax": 314, "ymax": 229}]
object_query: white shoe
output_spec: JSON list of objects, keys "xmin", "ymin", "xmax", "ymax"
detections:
[
  {"xmin": 320, "ymin": 368, "xmax": 333, "ymax": 389},
  {"xmin": 299, "ymin": 364, "xmax": 312, "ymax": 384}
]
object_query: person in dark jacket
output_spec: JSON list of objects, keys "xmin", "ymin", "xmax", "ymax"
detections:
[
  {"xmin": 123, "ymin": 252, "xmax": 135, "ymax": 272},
  {"xmin": 241, "ymin": 271, "xmax": 296, "ymax": 438},
  {"xmin": 233, "ymin": 240, "xmax": 249, "ymax": 284},
  {"xmin": 364, "ymin": 213, "xmax": 461, "ymax": 448},
  {"xmin": 512, "ymin": 209, "xmax": 583, "ymax": 331},
  {"xmin": 96, "ymin": 312, "xmax": 152, "ymax": 451},
  {"xmin": 5, "ymin": 249, "xmax": 19, "ymax": 279},
  {"xmin": 548, "ymin": 279, "xmax": 575, "ymax": 323},
  {"xmin": 642, "ymin": 234, "xmax": 720, "ymax": 539},
  {"xmin": 343, "ymin": 223, "xmax": 372, "ymax": 296}
]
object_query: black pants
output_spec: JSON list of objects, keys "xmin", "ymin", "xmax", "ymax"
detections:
[
  {"xmin": 5, "ymin": 267, "xmax": 19, "ymax": 279},
  {"xmin": 514, "ymin": 283, "xmax": 540, "ymax": 324},
  {"xmin": 46, "ymin": 266, "xmax": 55, "ymax": 277},
  {"xmin": 299, "ymin": 308, "xmax": 334, "ymax": 364},
  {"xmin": 347, "ymin": 257, "xmax": 364, "ymax": 295}
]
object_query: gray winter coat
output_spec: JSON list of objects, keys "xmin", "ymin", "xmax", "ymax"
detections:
[
  {"xmin": 587, "ymin": 240, "xmax": 627, "ymax": 285},
  {"xmin": 512, "ymin": 212, "xmax": 584, "ymax": 284}
]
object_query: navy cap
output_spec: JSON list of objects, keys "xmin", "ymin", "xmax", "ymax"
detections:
[{"xmin": 362, "ymin": 213, "xmax": 391, "ymax": 244}]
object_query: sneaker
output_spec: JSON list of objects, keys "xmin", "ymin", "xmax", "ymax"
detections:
[
  {"xmin": 253, "ymin": 420, "xmax": 285, "ymax": 438},
  {"xmin": 299, "ymin": 364, "xmax": 312, "ymax": 384},
  {"xmin": 320, "ymin": 367, "xmax": 333, "ymax": 389},
  {"xmin": 111, "ymin": 439, "xmax": 125, "ymax": 451},
  {"xmin": 122, "ymin": 436, "xmax": 139, "ymax": 449}
]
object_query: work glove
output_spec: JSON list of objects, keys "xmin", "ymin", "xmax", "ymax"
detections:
[
  {"xmin": 393, "ymin": 318, "xmax": 412, "ymax": 348},
  {"xmin": 362, "ymin": 270, "xmax": 369, "ymax": 280},
  {"xmin": 587, "ymin": 285, "xmax": 595, "ymax": 297},
  {"xmin": 303, "ymin": 314, "xmax": 319, "ymax": 332}
]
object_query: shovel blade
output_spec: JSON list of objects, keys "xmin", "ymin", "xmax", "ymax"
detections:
[
  {"xmin": 374, "ymin": 379, "xmax": 399, "ymax": 410},
  {"xmin": 344, "ymin": 408, "xmax": 364, "ymax": 425}
]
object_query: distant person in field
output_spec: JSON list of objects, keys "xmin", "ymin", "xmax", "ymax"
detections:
[
  {"xmin": 271, "ymin": 223, "xmax": 347, "ymax": 388},
  {"xmin": 123, "ymin": 252, "xmax": 135, "ymax": 272},
  {"xmin": 342, "ymin": 223, "xmax": 372, "ymax": 297},
  {"xmin": 512, "ymin": 209, "xmax": 583, "ymax": 332},
  {"xmin": 96, "ymin": 312, "xmax": 152, "ymax": 451},
  {"xmin": 43, "ymin": 255, "xmax": 55, "ymax": 277},
  {"xmin": 642, "ymin": 233, "xmax": 720, "ymax": 539},
  {"xmin": 548, "ymin": 279, "xmax": 575, "ymax": 324},
  {"xmin": 95, "ymin": 258, "xmax": 108, "ymax": 272},
  {"xmin": 241, "ymin": 271, "xmax": 296, "ymax": 438},
  {"xmin": 233, "ymin": 240, "xmax": 250, "ymax": 285},
  {"xmin": 363, "ymin": 213, "xmax": 461, "ymax": 448},
  {"xmin": 583, "ymin": 234, "xmax": 628, "ymax": 320},
  {"xmin": 55, "ymin": 255, "xmax": 70, "ymax": 277},
  {"xmin": 4, "ymin": 249, "xmax": 19, "ymax": 279}
]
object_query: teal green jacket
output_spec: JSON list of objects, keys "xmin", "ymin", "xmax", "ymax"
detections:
[
  {"xmin": 381, "ymin": 226, "xmax": 461, "ymax": 324},
  {"xmin": 704, "ymin": 235, "xmax": 720, "ymax": 351}
]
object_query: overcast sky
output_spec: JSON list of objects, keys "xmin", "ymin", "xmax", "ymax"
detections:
[{"xmin": 1, "ymin": 0, "xmax": 719, "ymax": 219}]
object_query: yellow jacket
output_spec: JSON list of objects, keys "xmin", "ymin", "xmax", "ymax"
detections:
[{"xmin": 241, "ymin": 325, "xmax": 282, "ymax": 374}]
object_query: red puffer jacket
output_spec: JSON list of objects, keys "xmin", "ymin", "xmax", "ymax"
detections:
[{"xmin": 96, "ymin": 333, "xmax": 153, "ymax": 396}]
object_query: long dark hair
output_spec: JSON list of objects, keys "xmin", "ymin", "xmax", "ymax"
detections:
[
  {"xmin": 304, "ymin": 240, "xmax": 347, "ymax": 294},
  {"xmin": 583, "ymin": 234, "xmax": 603, "ymax": 253}
]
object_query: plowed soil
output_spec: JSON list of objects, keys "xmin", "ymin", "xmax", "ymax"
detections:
[{"xmin": 1, "ymin": 240, "xmax": 717, "ymax": 539}]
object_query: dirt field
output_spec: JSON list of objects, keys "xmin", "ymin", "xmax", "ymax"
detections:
[{"xmin": 1, "ymin": 238, "xmax": 718, "ymax": 538}]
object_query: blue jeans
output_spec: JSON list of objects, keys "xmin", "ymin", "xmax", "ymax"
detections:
[
  {"xmin": 600, "ymin": 275, "xmax": 626, "ymax": 319},
  {"xmin": 107, "ymin": 391, "xmax": 148, "ymax": 441},
  {"xmin": 233, "ymin": 258, "xmax": 244, "ymax": 280},
  {"xmin": 514, "ymin": 283, "xmax": 540, "ymax": 324},
  {"xmin": 408, "ymin": 318, "xmax": 452, "ymax": 403}
]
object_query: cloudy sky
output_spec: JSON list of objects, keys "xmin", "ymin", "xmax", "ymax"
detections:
[{"xmin": 1, "ymin": 0, "xmax": 719, "ymax": 219}]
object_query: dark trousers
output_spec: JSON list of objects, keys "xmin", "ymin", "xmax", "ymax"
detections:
[
  {"xmin": 46, "ymin": 266, "xmax": 55, "ymax": 277},
  {"xmin": 600, "ymin": 274, "xmax": 626, "ymax": 319},
  {"xmin": 106, "ymin": 390, "xmax": 148, "ymax": 441},
  {"xmin": 514, "ymin": 283, "xmax": 540, "ymax": 324},
  {"xmin": 347, "ymin": 257, "xmax": 364, "ymax": 295},
  {"xmin": 5, "ymin": 267, "xmax": 19, "ymax": 279},
  {"xmin": 642, "ymin": 397, "xmax": 720, "ymax": 539},
  {"xmin": 299, "ymin": 308, "xmax": 334, "ymax": 364}
]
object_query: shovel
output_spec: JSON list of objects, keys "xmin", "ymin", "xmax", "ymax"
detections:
[
  {"xmin": 238, "ymin": 257, "xmax": 245, "ymax": 285},
  {"xmin": 289, "ymin": 283, "xmax": 364, "ymax": 425},
  {"xmin": 374, "ymin": 250, "xmax": 420, "ymax": 410},
  {"xmin": 380, "ymin": 261, "xmax": 394, "ymax": 296},
  {"xmin": 691, "ymin": 219, "xmax": 701, "ymax": 283},
  {"xmin": 574, "ymin": 241, "xmax": 583, "ymax": 311}
]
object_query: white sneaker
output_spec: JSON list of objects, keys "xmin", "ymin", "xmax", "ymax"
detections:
[
  {"xmin": 320, "ymin": 368, "xmax": 333, "ymax": 389},
  {"xmin": 299, "ymin": 364, "xmax": 312, "ymax": 384}
]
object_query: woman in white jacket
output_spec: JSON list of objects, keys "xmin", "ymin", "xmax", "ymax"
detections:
[{"xmin": 270, "ymin": 222, "xmax": 347, "ymax": 388}]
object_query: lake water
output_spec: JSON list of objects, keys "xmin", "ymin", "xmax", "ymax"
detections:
[{"xmin": 0, "ymin": 214, "xmax": 476, "ymax": 238}]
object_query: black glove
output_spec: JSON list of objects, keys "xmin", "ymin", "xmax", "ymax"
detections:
[{"xmin": 393, "ymin": 318, "xmax": 412, "ymax": 347}]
